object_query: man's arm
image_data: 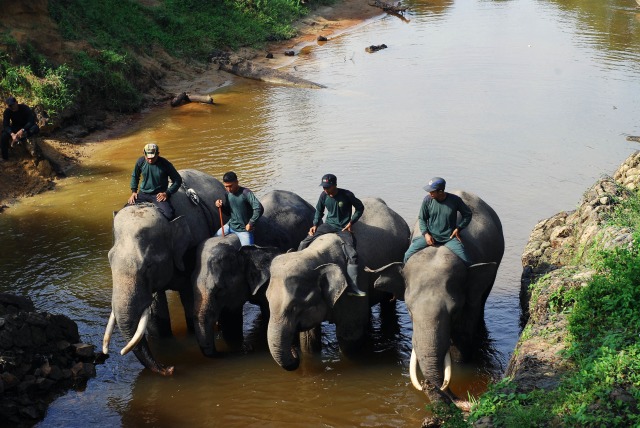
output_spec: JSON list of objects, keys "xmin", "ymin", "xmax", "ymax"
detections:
[
  {"xmin": 23, "ymin": 106, "xmax": 36, "ymax": 132},
  {"xmin": 3, "ymin": 109, "xmax": 12, "ymax": 134},
  {"xmin": 312, "ymin": 193, "xmax": 326, "ymax": 226},
  {"xmin": 348, "ymin": 192, "xmax": 365, "ymax": 225},
  {"xmin": 128, "ymin": 159, "xmax": 143, "ymax": 204},
  {"xmin": 418, "ymin": 197, "xmax": 431, "ymax": 235},
  {"xmin": 245, "ymin": 190, "xmax": 262, "ymax": 226},
  {"xmin": 456, "ymin": 198, "xmax": 472, "ymax": 230},
  {"xmin": 129, "ymin": 159, "xmax": 143, "ymax": 192},
  {"xmin": 165, "ymin": 161, "xmax": 182, "ymax": 196}
]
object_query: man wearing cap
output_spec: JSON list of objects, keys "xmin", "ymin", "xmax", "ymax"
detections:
[
  {"xmin": 298, "ymin": 173, "xmax": 366, "ymax": 297},
  {"xmin": 128, "ymin": 143, "xmax": 182, "ymax": 219},
  {"xmin": 403, "ymin": 177, "xmax": 473, "ymax": 265},
  {"xmin": 1, "ymin": 96, "xmax": 40, "ymax": 161},
  {"xmin": 214, "ymin": 171, "xmax": 263, "ymax": 246}
]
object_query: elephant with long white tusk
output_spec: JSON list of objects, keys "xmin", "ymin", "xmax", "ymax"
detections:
[
  {"xmin": 104, "ymin": 169, "xmax": 226, "ymax": 375},
  {"xmin": 367, "ymin": 190, "xmax": 504, "ymax": 407}
]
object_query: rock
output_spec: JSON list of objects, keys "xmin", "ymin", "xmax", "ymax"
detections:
[
  {"xmin": 365, "ymin": 44, "xmax": 388, "ymax": 53},
  {"xmin": 0, "ymin": 294, "xmax": 103, "ymax": 426},
  {"xmin": 317, "ymin": 35, "xmax": 328, "ymax": 42},
  {"xmin": 284, "ymin": 50, "xmax": 295, "ymax": 56},
  {"xmin": 72, "ymin": 343, "xmax": 95, "ymax": 359}
]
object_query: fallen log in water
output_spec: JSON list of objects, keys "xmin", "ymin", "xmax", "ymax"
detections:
[
  {"xmin": 211, "ymin": 52, "xmax": 326, "ymax": 89},
  {"xmin": 368, "ymin": 0, "xmax": 407, "ymax": 14},
  {"xmin": 170, "ymin": 92, "xmax": 214, "ymax": 107},
  {"xmin": 627, "ymin": 136, "xmax": 640, "ymax": 143}
]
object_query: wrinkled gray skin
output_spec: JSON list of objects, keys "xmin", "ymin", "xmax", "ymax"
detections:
[
  {"xmin": 107, "ymin": 169, "xmax": 226, "ymax": 375},
  {"xmin": 369, "ymin": 191, "xmax": 504, "ymax": 405},
  {"xmin": 266, "ymin": 197, "xmax": 410, "ymax": 371},
  {"xmin": 193, "ymin": 190, "xmax": 314, "ymax": 357}
]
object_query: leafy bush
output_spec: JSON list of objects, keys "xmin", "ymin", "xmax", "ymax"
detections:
[{"xmin": 0, "ymin": 50, "xmax": 73, "ymax": 117}]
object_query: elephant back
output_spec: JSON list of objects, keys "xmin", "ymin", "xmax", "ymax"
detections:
[
  {"xmin": 254, "ymin": 190, "xmax": 315, "ymax": 251},
  {"xmin": 353, "ymin": 197, "xmax": 411, "ymax": 269},
  {"xmin": 172, "ymin": 169, "xmax": 226, "ymax": 244}
]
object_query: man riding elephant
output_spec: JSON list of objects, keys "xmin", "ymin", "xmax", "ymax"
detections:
[
  {"xmin": 403, "ymin": 176, "xmax": 473, "ymax": 265},
  {"xmin": 298, "ymin": 173, "xmax": 366, "ymax": 297}
]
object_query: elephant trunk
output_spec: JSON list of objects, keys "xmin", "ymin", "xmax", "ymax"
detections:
[
  {"xmin": 267, "ymin": 319, "xmax": 300, "ymax": 371},
  {"xmin": 133, "ymin": 337, "xmax": 175, "ymax": 376},
  {"xmin": 413, "ymin": 327, "xmax": 457, "ymax": 405},
  {"xmin": 194, "ymin": 302, "xmax": 220, "ymax": 357},
  {"xmin": 112, "ymin": 278, "xmax": 172, "ymax": 375}
]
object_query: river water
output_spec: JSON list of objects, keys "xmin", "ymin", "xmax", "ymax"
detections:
[{"xmin": 1, "ymin": 0, "xmax": 639, "ymax": 426}]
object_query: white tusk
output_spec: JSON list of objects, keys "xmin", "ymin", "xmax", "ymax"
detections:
[
  {"xmin": 120, "ymin": 307, "xmax": 150, "ymax": 355},
  {"xmin": 441, "ymin": 351, "xmax": 452, "ymax": 391},
  {"xmin": 409, "ymin": 348, "xmax": 452, "ymax": 391},
  {"xmin": 409, "ymin": 348, "xmax": 422, "ymax": 390},
  {"xmin": 102, "ymin": 311, "xmax": 116, "ymax": 354}
]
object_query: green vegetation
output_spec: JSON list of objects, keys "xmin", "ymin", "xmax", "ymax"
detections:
[
  {"xmin": 1, "ymin": 0, "xmax": 334, "ymax": 115},
  {"xmin": 460, "ymin": 190, "xmax": 640, "ymax": 426},
  {"xmin": 0, "ymin": 44, "xmax": 74, "ymax": 118}
]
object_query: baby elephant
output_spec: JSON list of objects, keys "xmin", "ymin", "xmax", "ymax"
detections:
[{"xmin": 193, "ymin": 190, "xmax": 314, "ymax": 357}]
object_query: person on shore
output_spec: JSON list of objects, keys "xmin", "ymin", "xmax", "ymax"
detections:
[
  {"xmin": 403, "ymin": 177, "xmax": 473, "ymax": 265},
  {"xmin": 128, "ymin": 143, "xmax": 182, "ymax": 219},
  {"xmin": 298, "ymin": 173, "xmax": 366, "ymax": 297},
  {"xmin": 1, "ymin": 96, "xmax": 40, "ymax": 161},
  {"xmin": 214, "ymin": 171, "xmax": 263, "ymax": 246}
]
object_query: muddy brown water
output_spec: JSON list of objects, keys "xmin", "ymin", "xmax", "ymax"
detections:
[{"xmin": 1, "ymin": 0, "xmax": 639, "ymax": 426}]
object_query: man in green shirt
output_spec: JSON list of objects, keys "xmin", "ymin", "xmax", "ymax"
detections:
[
  {"xmin": 128, "ymin": 143, "xmax": 182, "ymax": 219},
  {"xmin": 214, "ymin": 171, "xmax": 263, "ymax": 246},
  {"xmin": 298, "ymin": 173, "xmax": 366, "ymax": 297},
  {"xmin": 403, "ymin": 177, "xmax": 473, "ymax": 265}
]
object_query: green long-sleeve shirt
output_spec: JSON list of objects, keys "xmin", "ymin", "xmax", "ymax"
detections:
[
  {"xmin": 418, "ymin": 193, "xmax": 472, "ymax": 243},
  {"xmin": 220, "ymin": 187, "xmax": 263, "ymax": 231},
  {"xmin": 313, "ymin": 189, "xmax": 364, "ymax": 229},
  {"xmin": 130, "ymin": 157, "xmax": 182, "ymax": 196}
]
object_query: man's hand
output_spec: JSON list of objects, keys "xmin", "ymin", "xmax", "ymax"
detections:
[
  {"xmin": 215, "ymin": 199, "xmax": 223, "ymax": 208},
  {"xmin": 450, "ymin": 228, "xmax": 462, "ymax": 242},
  {"xmin": 128, "ymin": 192, "xmax": 138, "ymax": 204},
  {"xmin": 424, "ymin": 232, "xmax": 434, "ymax": 246},
  {"xmin": 342, "ymin": 222, "xmax": 353, "ymax": 233},
  {"xmin": 308, "ymin": 225, "xmax": 317, "ymax": 236},
  {"xmin": 10, "ymin": 129, "xmax": 23, "ymax": 146},
  {"xmin": 156, "ymin": 192, "xmax": 168, "ymax": 202},
  {"xmin": 246, "ymin": 223, "xmax": 253, "ymax": 232}
]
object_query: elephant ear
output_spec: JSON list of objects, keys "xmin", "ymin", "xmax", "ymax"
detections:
[
  {"xmin": 365, "ymin": 262, "xmax": 406, "ymax": 300},
  {"xmin": 464, "ymin": 262, "xmax": 498, "ymax": 306},
  {"xmin": 315, "ymin": 263, "xmax": 348, "ymax": 307},
  {"xmin": 170, "ymin": 215, "xmax": 193, "ymax": 271},
  {"xmin": 240, "ymin": 245, "xmax": 282, "ymax": 296}
]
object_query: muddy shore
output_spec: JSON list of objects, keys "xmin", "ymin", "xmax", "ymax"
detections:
[{"xmin": 0, "ymin": 0, "xmax": 385, "ymax": 209}]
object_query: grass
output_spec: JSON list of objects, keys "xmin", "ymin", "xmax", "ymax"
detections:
[{"xmin": 1, "ymin": 0, "xmax": 335, "ymax": 115}]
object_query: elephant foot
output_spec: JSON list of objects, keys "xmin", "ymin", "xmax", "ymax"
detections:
[
  {"xmin": 156, "ymin": 365, "xmax": 175, "ymax": 376},
  {"xmin": 453, "ymin": 399, "xmax": 471, "ymax": 412}
]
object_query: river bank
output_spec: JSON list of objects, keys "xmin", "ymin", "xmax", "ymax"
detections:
[
  {"xmin": 0, "ymin": 0, "xmax": 385, "ymax": 209},
  {"xmin": 470, "ymin": 151, "xmax": 640, "ymax": 425}
]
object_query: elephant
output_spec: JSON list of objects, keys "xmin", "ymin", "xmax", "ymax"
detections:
[
  {"xmin": 367, "ymin": 190, "xmax": 504, "ymax": 406},
  {"xmin": 266, "ymin": 197, "xmax": 411, "ymax": 371},
  {"xmin": 102, "ymin": 169, "xmax": 226, "ymax": 376},
  {"xmin": 193, "ymin": 190, "xmax": 314, "ymax": 357}
]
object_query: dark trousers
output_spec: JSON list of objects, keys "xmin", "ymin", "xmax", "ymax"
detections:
[
  {"xmin": 133, "ymin": 192, "xmax": 175, "ymax": 220},
  {"xmin": 298, "ymin": 223, "xmax": 358, "ymax": 264},
  {"xmin": 1, "ymin": 125, "xmax": 40, "ymax": 160}
]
